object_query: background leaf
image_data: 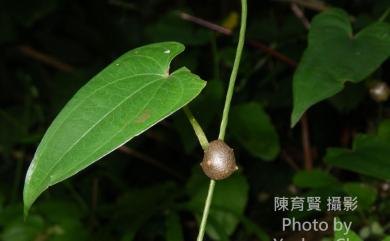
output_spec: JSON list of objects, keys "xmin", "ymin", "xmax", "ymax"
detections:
[
  {"xmin": 325, "ymin": 134, "xmax": 390, "ymax": 180},
  {"xmin": 343, "ymin": 182, "xmax": 377, "ymax": 209},
  {"xmin": 230, "ymin": 102, "xmax": 280, "ymax": 161},
  {"xmin": 291, "ymin": 8, "xmax": 390, "ymax": 126},
  {"xmin": 165, "ymin": 212, "xmax": 184, "ymax": 241},
  {"xmin": 334, "ymin": 217, "xmax": 362, "ymax": 241},
  {"xmin": 293, "ymin": 170, "xmax": 339, "ymax": 188},
  {"xmin": 23, "ymin": 42, "xmax": 206, "ymax": 213},
  {"xmin": 186, "ymin": 168, "xmax": 249, "ymax": 240}
]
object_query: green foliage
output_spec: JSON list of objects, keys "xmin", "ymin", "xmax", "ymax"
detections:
[
  {"xmin": 325, "ymin": 134, "xmax": 390, "ymax": 180},
  {"xmin": 1, "ymin": 1, "xmax": 390, "ymax": 241},
  {"xmin": 343, "ymin": 183, "xmax": 377, "ymax": 208},
  {"xmin": 23, "ymin": 42, "xmax": 206, "ymax": 214},
  {"xmin": 230, "ymin": 102, "xmax": 280, "ymax": 160},
  {"xmin": 0, "ymin": 202, "xmax": 87, "ymax": 241},
  {"xmin": 291, "ymin": 8, "xmax": 390, "ymax": 126},
  {"xmin": 293, "ymin": 170, "xmax": 338, "ymax": 188},
  {"xmin": 186, "ymin": 168, "xmax": 249, "ymax": 240},
  {"xmin": 378, "ymin": 120, "xmax": 390, "ymax": 141},
  {"xmin": 165, "ymin": 212, "xmax": 184, "ymax": 241},
  {"xmin": 334, "ymin": 218, "xmax": 362, "ymax": 241}
]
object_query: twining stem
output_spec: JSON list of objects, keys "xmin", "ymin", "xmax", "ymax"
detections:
[
  {"xmin": 196, "ymin": 1, "xmax": 247, "ymax": 241},
  {"xmin": 183, "ymin": 106, "xmax": 209, "ymax": 150},
  {"xmin": 196, "ymin": 179, "xmax": 216, "ymax": 241},
  {"xmin": 218, "ymin": 0, "xmax": 247, "ymax": 141}
]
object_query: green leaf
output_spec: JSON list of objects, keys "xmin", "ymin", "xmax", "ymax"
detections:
[
  {"xmin": 241, "ymin": 217, "xmax": 270, "ymax": 241},
  {"xmin": 293, "ymin": 170, "xmax": 339, "ymax": 188},
  {"xmin": 186, "ymin": 168, "xmax": 249, "ymax": 240},
  {"xmin": 378, "ymin": 119, "xmax": 390, "ymax": 142},
  {"xmin": 23, "ymin": 42, "xmax": 206, "ymax": 214},
  {"xmin": 1, "ymin": 215, "xmax": 45, "ymax": 241},
  {"xmin": 165, "ymin": 212, "xmax": 184, "ymax": 241},
  {"xmin": 343, "ymin": 182, "xmax": 377, "ymax": 209},
  {"xmin": 334, "ymin": 218, "xmax": 362, "ymax": 241},
  {"xmin": 325, "ymin": 134, "xmax": 390, "ymax": 180},
  {"xmin": 382, "ymin": 237, "xmax": 390, "ymax": 241},
  {"xmin": 230, "ymin": 102, "xmax": 280, "ymax": 160},
  {"xmin": 291, "ymin": 8, "xmax": 390, "ymax": 126},
  {"xmin": 0, "ymin": 205, "xmax": 45, "ymax": 241}
]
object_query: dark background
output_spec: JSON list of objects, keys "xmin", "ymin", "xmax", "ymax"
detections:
[{"xmin": 1, "ymin": 0, "xmax": 390, "ymax": 240}]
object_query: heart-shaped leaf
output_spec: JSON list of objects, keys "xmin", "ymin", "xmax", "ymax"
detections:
[
  {"xmin": 23, "ymin": 42, "xmax": 206, "ymax": 214},
  {"xmin": 291, "ymin": 9, "xmax": 390, "ymax": 127}
]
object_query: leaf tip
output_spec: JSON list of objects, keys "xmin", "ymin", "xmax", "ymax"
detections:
[
  {"xmin": 23, "ymin": 205, "xmax": 30, "ymax": 220},
  {"xmin": 290, "ymin": 111, "xmax": 302, "ymax": 128}
]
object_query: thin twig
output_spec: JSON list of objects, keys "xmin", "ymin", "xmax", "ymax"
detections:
[
  {"xmin": 179, "ymin": 12, "xmax": 297, "ymax": 68},
  {"xmin": 117, "ymin": 146, "xmax": 184, "ymax": 180},
  {"xmin": 290, "ymin": 3, "xmax": 310, "ymax": 29},
  {"xmin": 18, "ymin": 45, "xmax": 74, "ymax": 72},
  {"xmin": 281, "ymin": 151, "xmax": 300, "ymax": 171},
  {"xmin": 274, "ymin": 0, "xmax": 328, "ymax": 12},
  {"xmin": 247, "ymin": 40, "xmax": 297, "ymax": 67},
  {"xmin": 301, "ymin": 113, "xmax": 312, "ymax": 170},
  {"xmin": 180, "ymin": 12, "xmax": 232, "ymax": 35},
  {"xmin": 289, "ymin": 5, "xmax": 313, "ymax": 170}
]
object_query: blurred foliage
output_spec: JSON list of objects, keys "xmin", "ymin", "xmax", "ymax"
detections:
[{"xmin": 0, "ymin": 0, "xmax": 390, "ymax": 241}]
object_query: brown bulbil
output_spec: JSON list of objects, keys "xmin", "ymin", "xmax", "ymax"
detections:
[{"xmin": 200, "ymin": 140, "xmax": 237, "ymax": 180}]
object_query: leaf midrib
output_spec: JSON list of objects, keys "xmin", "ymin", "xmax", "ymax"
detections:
[
  {"xmin": 57, "ymin": 73, "xmax": 187, "ymax": 181},
  {"xmin": 36, "ymin": 72, "xmax": 164, "ymax": 157},
  {"xmin": 33, "ymin": 74, "xmax": 167, "ymax": 189}
]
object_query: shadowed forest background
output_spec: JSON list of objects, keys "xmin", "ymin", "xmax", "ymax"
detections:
[{"xmin": 1, "ymin": 0, "xmax": 390, "ymax": 240}]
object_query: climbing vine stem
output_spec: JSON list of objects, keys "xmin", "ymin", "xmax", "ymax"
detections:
[
  {"xmin": 196, "ymin": 0, "xmax": 247, "ymax": 240},
  {"xmin": 218, "ymin": 0, "xmax": 247, "ymax": 141}
]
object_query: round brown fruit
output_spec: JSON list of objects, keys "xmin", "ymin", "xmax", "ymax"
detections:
[{"xmin": 200, "ymin": 140, "xmax": 238, "ymax": 180}]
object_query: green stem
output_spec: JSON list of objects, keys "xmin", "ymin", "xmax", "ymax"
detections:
[
  {"xmin": 218, "ymin": 0, "xmax": 247, "ymax": 140},
  {"xmin": 196, "ymin": 179, "xmax": 216, "ymax": 241},
  {"xmin": 379, "ymin": 7, "xmax": 390, "ymax": 22},
  {"xmin": 183, "ymin": 106, "xmax": 209, "ymax": 150},
  {"xmin": 196, "ymin": 1, "xmax": 247, "ymax": 241}
]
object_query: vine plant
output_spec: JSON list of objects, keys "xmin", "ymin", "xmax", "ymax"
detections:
[{"xmin": 23, "ymin": 0, "xmax": 247, "ymax": 240}]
